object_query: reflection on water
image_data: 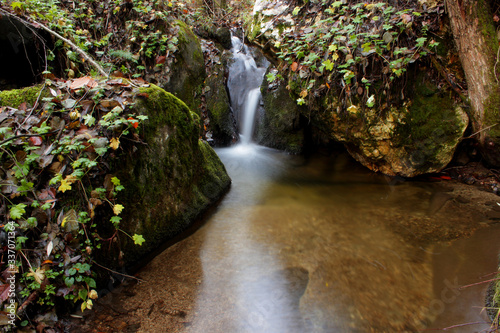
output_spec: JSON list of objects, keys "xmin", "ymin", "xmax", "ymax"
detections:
[
  {"xmin": 117, "ymin": 145, "xmax": 500, "ymax": 333},
  {"xmin": 175, "ymin": 145, "xmax": 500, "ymax": 332}
]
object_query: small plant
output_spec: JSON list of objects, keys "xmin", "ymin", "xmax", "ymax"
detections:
[{"xmin": 0, "ymin": 76, "xmax": 148, "ymax": 324}]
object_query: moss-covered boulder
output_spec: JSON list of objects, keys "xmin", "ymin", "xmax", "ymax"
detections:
[
  {"xmin": 160, "ymin": 20, "xmax": 206, "ymax": 113},
  {"xmin": 115, "ymin": 84, "xmax": 230, "ymax": 266},
  {"xmin": 303, "ymin": 72, "xmax": 468, "ymax": 177},
  {"xmin": 248, "ymin": 0, "xmax": 468, "ymax": 177},
  {"xmin": 256, "ymin": 67, "xmax": 305, "ymax": 154}
]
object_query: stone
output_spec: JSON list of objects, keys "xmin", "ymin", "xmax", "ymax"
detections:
[
  {"xmin": 160, "ymin": 21, "xmax": 206, "ymax": 114},
  {"xmin": 248, "ymin": 0, "xmax": 468, "ymax": 177},
  {"xmin": 256, "ymin": 66, "xmax": 305, "ymax": 154},
  {"xmin": 112, "ymin": 85, "xmax": 231, "ymax": 268}
]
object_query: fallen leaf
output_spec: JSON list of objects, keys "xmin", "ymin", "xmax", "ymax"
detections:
[
  {"xmin": 100, "ymin": 99, "xmax": 120, "ymax": 108},
  {"xmin": 27, "ymin": 267, "xmax": 45, "ymax": 284},
  {"xmin": 156, "ymin": 55, "xmax": 166, "ymax": 64},
  {"xmin": 109, "ymin": 137, "xmax": 120, "ymax": 150},
  {"xmin": 291, "ymin": 62, "xmax": 298, "ymax": 72},
  {"xmin": 61, "ymin": 209, "xmax": 78, "ymax": 233},
  {"xmin": 70, "ymin": 76, "xmax": 98, "ymax": 90},
  {"xmin": 128, "ymin": 117, "xmax": 139, "ymax": 129},
  {"xmin": 300, "ymin": 89, "xmax": 308, "ymax": 98},
  {"xmin": 29, "ymin": 136, "xmax": 43, "ymax": 146},
  {"xmin": 0, "ymin": 285, "xmax": 10, "ymax": 303}
]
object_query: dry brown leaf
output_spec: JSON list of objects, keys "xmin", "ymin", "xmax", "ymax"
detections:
[
  {"xmin": 70, "ymin": 76, "xmax": 98, "ymax": 90},
  {"xmin": 109, "ymin": 137, "xmax": 120, "ymax": 150}
]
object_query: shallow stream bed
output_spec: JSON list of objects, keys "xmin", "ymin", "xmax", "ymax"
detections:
[{"xmin": 77, "ymin": 145, "xmax": 500, "ymax": 332}]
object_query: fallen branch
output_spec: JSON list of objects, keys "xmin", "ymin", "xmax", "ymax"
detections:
[
  {"xmin": 422, "ymin": 321, "xmax": 490, "ymax": 331},
  {"xmin": 462, "ymin": 123, "xmax": 499, "ymax": 140},
  {"xmin": 0, "ymin": 8, "xmax": 108, "ymax": 77}
]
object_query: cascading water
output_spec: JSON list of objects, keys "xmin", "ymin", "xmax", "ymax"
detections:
[{"xmin": 227, "ymin": 35, "xmax": 268, "ymax": 145}]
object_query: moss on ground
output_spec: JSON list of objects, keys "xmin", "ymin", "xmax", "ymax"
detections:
[{"xmin": 0, "ymin": 84, "xmax": 47, "ymax": 108}]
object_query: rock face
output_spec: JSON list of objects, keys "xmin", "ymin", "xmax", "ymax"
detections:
[
  {"xmin": 248, "ymin": 0, "xmax": 468, "ymax": 177},
  {"xmin": 115, "ymin": 85, "xmax": 231, "ymax": 266},
  {"xmin": 160, "ymin": 20, "xmax": 206, "ymax": 113},
  {"xmin": 202, "ymin": 40, "xmax": 237, "ymax": 146},
  {"xmin": 256, "ymin": 67, "xmax": 305, "ymax": 154}
]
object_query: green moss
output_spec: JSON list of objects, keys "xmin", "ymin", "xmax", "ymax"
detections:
[
  {"xmin": 484, "ymin": 86, "xmax": 500, "ymax": 137},
  {"xmin": 109, "ymin": 85, "xmax": 230, "ymax": 268},
  {"xmin": 205, "ymin": 63, "xmax": 235, "ymax": 144},
  {"xmin": 395, "ymin": 89, "xmax": 465, "ymax": 171},
  {"xmin": 197, "ymin": 140, "xmax": 231, "ymax": 199},
  {"xmin": 477, "ymin": 0, "xmax": 499, "ymax": 57},
  {"xmin": 162, "ymin": 20, "xmax": 205, "ymax": 113},
  {"xmin": 0, "ymin": 84, "xmax": 46, "ymax": 108},
  {"xmin": 249, "ymin": 16, "xmax": 262, "ymax": 41}
]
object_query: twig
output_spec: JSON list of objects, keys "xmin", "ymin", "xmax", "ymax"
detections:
[
  {"xmin": 17, "ymin": 291, "xmax": 39, "ymax": 316},
  {"xmin": 0, "ymin": 130, "xmax": 59, "ymax": 147},
  {"xmin": 19, "ymin": 83, "xmax": 47, "ymax": 128},
  {"xmin": 462, "ymin": 123, "xmax": 499, "ymax": 140},
  {"xmin": 422, "ymin": 321, "xmax": 490, "ymax": 331},
  {"xmin": 0, "ymin": 8, "xmax": 108, "ymax": 77},
  {"xmin": 495, "ymin": 27, "xmax": 500, "ymax": 85},
  {"xmin": 458, "ymin": 277, "xmax": 500, "ymax": 290},
  {"xmin": 91, "ymin": 260, "xmax": 145, "ymax": 282}
]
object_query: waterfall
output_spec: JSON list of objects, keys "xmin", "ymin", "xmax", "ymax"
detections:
[
  {"xmin": 240, "ymin": 88, "xmax": 261, "ymax": 145},
  {"xmin": 227, "ymin": 35, "xmax": 268, "ymax": 146}
]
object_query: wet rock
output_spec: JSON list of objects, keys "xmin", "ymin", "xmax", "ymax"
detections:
[
  {"xmin": 160, "ymin": 20, "xmax": 206, "ymax": 113},
  {"xmin": 255, "ymin": 66, "xmax": 305, "ymax": 154},
  {"xmin": 203, "ymin": 43, "xmax": 237, "ymax": 146}
]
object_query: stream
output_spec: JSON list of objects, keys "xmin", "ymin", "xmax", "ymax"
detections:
[{"xmin": 81, "ymin": 37, "xmax": 500, "ymax": 332}]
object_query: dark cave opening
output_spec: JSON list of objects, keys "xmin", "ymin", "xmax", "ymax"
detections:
[{"xmin": 0, "ymin": 15, "xmax": 50, "ymax": 90}]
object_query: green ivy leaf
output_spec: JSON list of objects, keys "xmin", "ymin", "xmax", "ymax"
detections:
[
  {"xmin": 10, "ymin": 203, "xmax": 27, "ymax": 219},
  {"xmin": 322, "ymin": 59, "xmax": 334, "ymax": 71},
  {"xmin": 111, "ymin": 177, "xmax": 121, "ymax": 186},
  {"xmin": 133, "ymin": 234, "xmax": 145, "ymax": 246}
]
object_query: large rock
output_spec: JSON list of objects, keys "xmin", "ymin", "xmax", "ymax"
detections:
[
  {"xmin": 115, "ymin": 85, "xmax": 231, "ymax": 266},
  {"xmin": 256, "ymin": 67, "xmax": 305, "ymax": 154},
  {"xmin": 248, "ymin": 0, "xmax": 468, "ymax": 177},
  {"xmin": 203, "ymin": 43, "xmax": 237, "ymax": 146},
  {"xmin": 159, "ymin": 20, "xmax": 206, "ymax": 113}
]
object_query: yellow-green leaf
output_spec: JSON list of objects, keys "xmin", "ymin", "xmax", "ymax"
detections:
[
  {"xmin": 58, "ymin": 179, "xmax": 72, "ymax": 193},
  {"xmin": 113, "ymin": 204, "xmax": 124, "ymax": 215},
  {"xmin": 133, "ymin": 234, "xmax": 145, "ymax": 246}
]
